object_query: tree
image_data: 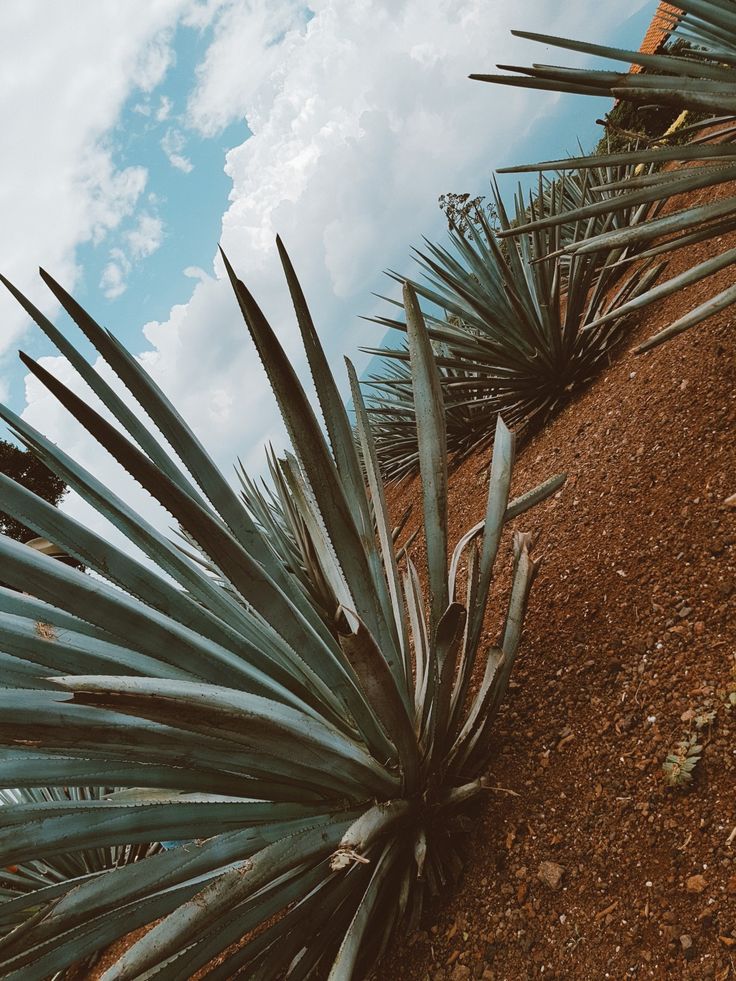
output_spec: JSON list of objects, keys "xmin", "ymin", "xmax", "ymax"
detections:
[{"xmin": 0, "ymin": 438, "xmax": 68, "ymax": 542}]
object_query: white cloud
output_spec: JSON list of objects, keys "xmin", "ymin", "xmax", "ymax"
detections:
[
  {"xmin": 140, "ymin": 0, "xmax": 651, "ymax": 469},
  {"xmin": 161, "ymin": 127, "xmax": 194, "ymax": 172},
  {"xmin": 186, "ymin": 0, "xmax": 309, "ymax": 136},
  {"xmin": 126, "ymin": 213, "xmax": 165, "ymax": 259},
  {"xmin": 135, "ymin": 32, "xmax": 176, "ymax": 92},
  {"xmin": 18, "ymin": 0, "xmax": 650, "ymax": 550},
  {"xmin": 0, "ymin": 0, "xmax": 192, "ymax": 355},
  {"xmin": 156, "ymin": 95, "xmax": 173, "ymax": 121},
  {"xmin": 184, "ymin": 265, "xmax": 209, "ymax": 280},
  {"xmin": 100, "ymin": 248, "xmax": 132, "ymax": 299},
  {"xmin": 99, "ymin": 211, "xmax": 164, "ymax": 298}
]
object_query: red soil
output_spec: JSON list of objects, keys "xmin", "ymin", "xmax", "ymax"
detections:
[{"xmin": 382, "ymin": 220, "xmax": 736, "ymax": 979}]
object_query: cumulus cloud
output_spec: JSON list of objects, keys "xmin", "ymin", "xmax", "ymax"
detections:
[
  {"xmin": 0, "ymin": 0, "xmax": 191, "ymax": 356},
  {"xmin": 126, "ymin": 213, "xmax": 165, "ymax": 259},
  {"xmin": 100, "ymin": 248, "xmax": 132, "ymax": 299},
  {"xmin": 186, "ymin": 0, "xmax": 309, "ymax": 136},
  {"xmin": 99, "ymin": 213, "xmax": 164, "ymax": 298},
  {"xmin": 161, "ymin": 127, "xmax": 194, "ymax": 172},
  {"xmin": 140, "ymin": 0, "xmax": 651, "ymax": 470},
  {"xmin": 156, "ymin": 95, "xmax": 173, "ymax": 121},
  {"xmin": 19, "ymin": 0, "xmax": 649, "ymax": 550}
]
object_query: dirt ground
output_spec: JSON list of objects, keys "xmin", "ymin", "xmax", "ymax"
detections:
[{"xmin": 380, "ymin": 216, "xmax": 736, "ymax": 980}]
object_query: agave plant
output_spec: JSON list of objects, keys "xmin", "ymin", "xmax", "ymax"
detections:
[
  {"xmin": 473, "ymin": 0, "xmax": 736, "ymax": 351},
  {"xmin": 362, "ymin": 343, "xmax": 500, "ymax": 482},
  {"xmin": 235, "ymin": 447, "xmax": 414, "ymax": 624},
  {"xmin": 0, "ymin": 245, "xmax": 564, "ymax": 978},
  {"xmin": 364, "ymin": 178, "xmax": 663, "ymax": 480},
  {"xmin": 0, "ymin": 784, "xmax": 158, "ymax": 939}
]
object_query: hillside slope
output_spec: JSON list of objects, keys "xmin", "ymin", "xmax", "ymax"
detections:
[{"xmin": 383, "ymin": 237, "xmax": 736, "ymax": 980}]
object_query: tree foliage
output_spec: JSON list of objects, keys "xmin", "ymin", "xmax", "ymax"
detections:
[{"xmin": 0, "ymin": 438, "xmax": 67, "ymax": 542}]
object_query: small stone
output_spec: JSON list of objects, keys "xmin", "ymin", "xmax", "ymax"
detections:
[
  {"xmin": 698, "ymin": 910, "xmax": 714, "ymax": 929},
  {"xmin": 680, "ymin": 934, "xmax": 694, "ymax": 960},
  {"xmin": 450, "ymin": 965, "xmax": 471, "ymax": 981},
  {"xmin": 686, "ymin": 874, "xmax": 707, "ymax": 894},
  {"xmin": 725, "ymin": 493, "xmax": 736, "ymax": 509},
  {"xmin": 537, "ymin": 861, "xmax": 565, "ymax": 891}
]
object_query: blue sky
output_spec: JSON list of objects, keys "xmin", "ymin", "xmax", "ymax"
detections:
[
  {"xmin": 11, "ymin": 19, "xmax": 248, "ymax": 404},
  {"xmin": 0, "ymin": 0, "xmax": 652, "ymax": 543}
]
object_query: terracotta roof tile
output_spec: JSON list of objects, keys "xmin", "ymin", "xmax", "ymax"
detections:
[{"xmin": 631, "ymin": 2, "xmax": 681, "ymax": 72}]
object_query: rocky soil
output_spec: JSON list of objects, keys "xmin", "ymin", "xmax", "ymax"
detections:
[{"xmin": 381, "ymin": 220, "xmax": 736, "ymax": 980}]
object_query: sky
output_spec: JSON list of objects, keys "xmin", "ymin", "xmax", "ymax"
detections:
[{"xmin": 0, "ymin": 0, "xmax": 653, "ymax": 548}]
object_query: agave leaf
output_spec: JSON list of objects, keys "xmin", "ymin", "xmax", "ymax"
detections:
[
  {"xmin": 346, "ymin": 358, "xmax": 410, "ymax": 690},
  {"xmin": 426, "ymin": 602, "xmax": 467, "ymax": 763},
  {"xmin": 509, "ymin": 28, "xmax": 736, "ymax": 80},
  {"xmin": 327, "ymin": 838, "xmax": 401, "ymax": 981},
  {"xmin": 570, "ymin": 196, "xmax": 736, "ymax": 256},
  {"xmin": 36, "ymin": 269, "xmax": 290, "ymax": 583},
  {"xmin": 0, "ymin": 801, "xmax": 325, "ymax": 868},
  {"xmin": 2, "ymin": 881, "xmax": 201, "ymax": 981},
  {"xmin": 100, "ymin": 817, "xmax": 357, "ymax": 980},
  {"xmin": 0, "ymin": 610, "xmax": 185, "ymax": 682},
  {"xmin": 0, "ymin": 403, "xmax": 276, "ymax": 643},
  {"xmin": 336, "ymin": 618, "xmax": 419, "ymax": 791},
  {"xmin": 220, "ymin": 251, "xmax": 401, "ymax": 673},
  {"xmin": 465, "ymin": 416, "xmax": 515, "ymax": 660},
  {"xmin": 0, "ymin": 536, "xmax": 264, "ymax": 689},
  {"xmin": 0, "ymin": 274, "xmax": 210, "ymax": 510},
  {"xmin": 474, "ymin": 1, "xmax": 736, "ymax": 351},
  {"xmin": 636, "ymin": 278, "xmax": 736, "ymax": 351},
  {"xmin": 585, "ymin": 246, "xmax": 736, "ymax": 332},
  {"xmin": 0, "ymin": 584, "xmax": 116, "ymax": 644},
  {"xmin": 0, "ymin": 471, "xmax": 259, "ymax": 661},
  {"xmin": 279, "ymin": 451, "xmax": 353, "ymax": 618},
  {"xmin": 276, "ymin": 237, "xmax": 372, "ymax": 539},
  {"xmin": 498, "ymin": 142, "xmax": 736, "ymax": 175},
  {"xmin": 160, "ymin": 861, "xmax": 340, "ymax": 981},
  {"xmin": 49, "ymin": 676, "xmax": 397, "ymax": 794},
  {"xmin": 0, "ymin": 752, "xmax": 276, "ymax": 797},
  {"xmin": 404, "ymin": 282, "xmax": 449, "ymax": 633},
  {"xmin": 403, "ymin": 557, "xmax": 429, "ymax": 714}
]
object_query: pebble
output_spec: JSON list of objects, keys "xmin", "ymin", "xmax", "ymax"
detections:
[
  {"xmin": 686, "ymin": 874, "xmax": 707, "ymax": 894},
  {"xmin": 449, "ymin": 965, "xmax": 471, "ymax": 981},
  {"xmin": 680, "ymin": 934, "xmax": 694, "ymax": 960},
  {"xmin": 537, "ymin": 861, "xmax": 565, "ymax": 891}
]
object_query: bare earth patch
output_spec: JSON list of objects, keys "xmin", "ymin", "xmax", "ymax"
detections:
[{"xmin": 382, "ymin": 224, "xmax": 736, "ymax": 980}]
